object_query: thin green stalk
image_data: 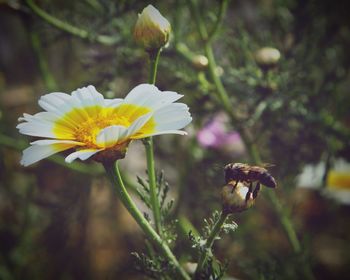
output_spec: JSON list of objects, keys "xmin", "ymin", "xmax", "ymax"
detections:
[
  {"xmin": 144, "ymin": 48, "xmax": 163, "ymax": 235},
  {"xmin": 178, "ymin": 215, "xmax": 200, "ymax": 238},
  {"xmin": 204, "ymin": 43, "xmax": 232, "ymax": 112},
  {"xmin": 103, "ymin": 161, "xmax": 190, "ymax": 280},
  {"xmin": 144, "ymin": 137, "xmax": 162, "ymax": 234},
  {"xmin": 194, "ymin": 212, "xmax": 229, "ymax": 278},
  {"xmin": 207, "ymin": 0, "xmax": 229, "ymax": 44},
  {"xmin": 148, "ymin": 49, "xmax": 161, "ymax": 84},
  {"xmin": 29, "ymin": 30, "xmax": 58, "ymax": 91},
  {"xmin": 266, "ymin": 191, "xmax": 301, "ymax": 253},
  {"xmin": 188, "ymin": 0, "xmax": 208, "ymax": 40},
  {"xmin": 25, "ymin": 0, "xmax": 118, "ymax": 45}
]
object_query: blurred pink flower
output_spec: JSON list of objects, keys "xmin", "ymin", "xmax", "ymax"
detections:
[{"xmin": 197, "ymin": 113, "xmax": 245, "ymax": 156}]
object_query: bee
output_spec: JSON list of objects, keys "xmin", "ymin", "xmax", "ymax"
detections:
[{"xmin": 224, "ymin": 163, "xmax": 277, "ymax": 188}]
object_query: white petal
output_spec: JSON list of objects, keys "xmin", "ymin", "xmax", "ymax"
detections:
[
  {"xmin": 125, "ymin": 112, "xmax": 153, "ymax": 138},
  {"xmin": 30, "ymin": 139, "xmax": 84, "ymax": 146},
  {"xmin": 17, "ymin": 118, "xmax": 75, "ymax": 139},
  {"xmin": 95, "ymin": 125, "xmax": 129, "ymax": 147},
  {"xmin": 17, "ymin": 120, "xmax": 56, "ymax": 138},
  {"xmin": 18, "ymin": 112, "xmax": 54, "ymax": 124},
  {"xmin": 65, "ymin": 149, "xmax": 101, "ymax": 163},
  {"xmin": 38, "ymin": 92, "xmax": 73, "ymax": 115},
  {"xmin": 104, "ymin": 98, "xmax": 123, "ymax": 108},
  {"xmin": 124, "ymin": 84, "xmax": 158, "ymax": 103},
  {"xmin": 153, "ymin": 103, "xmax": 192, "ymax": 131},
  {"xmin": 38, "ymin": 86, "xmax": 104, "ymax": 118},
  {"xmin": 71, "ymin": 85, "xmax": 104, "ymax": 108},
  {"xmin": 18, "ymin": 112, "xmax": 58, "ymax": 122},
  {"xmin": 20, "ymin": 143, "xmax": 76, "ymax": 166},
  {"xmin": 156, "ymin": 117, "xmax": 192, "ymax": 131},
  {"xmin": 124, "ymin": 84, "xmax": 183, "ymax": 110},
  {"xmin": 133, "ymin": 130, "xmax": 187, "ymax": 139}
]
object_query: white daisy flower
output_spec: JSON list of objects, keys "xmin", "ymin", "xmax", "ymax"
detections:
[{"xmin": 17, "ymin": 84, "xmax": 192, "ymax": 166}]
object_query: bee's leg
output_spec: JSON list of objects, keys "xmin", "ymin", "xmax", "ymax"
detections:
[
  {"xmin": 230, "ymin": 180, "xmax": 239, "ymax": 193},
  {"xmin": 245, "ymin": 182, "xmax": 254, "ymax": 202},
  {"xmin": 253, "ymin": 182, "xmax": 261, "ymax": 198}
]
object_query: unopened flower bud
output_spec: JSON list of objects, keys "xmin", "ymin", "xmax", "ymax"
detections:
[
  {"xmin": 183, "ymin": 262, "xmax": 198, "ymax": 275},
  {"xmin": 133, "ymin": 5, "xmax": 171, "ymax": 51},
  {"xmin": 215, "ymin": 66, "xmax": 224, "ymax": 76},
  {"xmin": 221, "ymin": 181, "xmax": 255, "ymax": 214},
  {"xmin": 254, "ymin": 47, "xmax": 281, "ymax": 68},
  {"xmin": 192, "ymin": 55, "xmax": 208, "ymax": 70}
]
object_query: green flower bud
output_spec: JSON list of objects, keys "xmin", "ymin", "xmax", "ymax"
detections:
[
  {"xmin": 183, "ymin": 262, "xmax": 198, "ymax": 275},
  {"xmin": 191, "ymin": 55, "xmax": 208, "ymax": 70},
  {"xmin": 221, "ymin": 181, "xmax": 255, "ymax": 214},
  {"xmin": 254, "ymin": 47, "xmax": 281, "ymax": 68},
  {"xmin": 133, "ymin": 5, "xmax": 171, "ymax": 51}
]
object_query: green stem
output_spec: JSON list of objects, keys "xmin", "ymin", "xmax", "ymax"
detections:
[
  {"xmin": 266, "ymin": 191, "xmax": 301, "ymax": 253},
  {"xmin": 178, "ymin": 215, "xmax": 200, "ymax": 238},
  {"xmin": 194, "ymin": 212, "xmax": 229, "ymax": 278},
  {"xmin": 207, "ymin": 0, "xmax": 229, "ymax": 44},
  {"xmin": 148, "ymin": 49, "xmax": 161, "ymax": 84},
  {"xmin": 29, "ymin": 30, "xmax": 58, "ymax": 91},
  {"xmin": 204, "ymin": 43, "xmax": 232, "ymax": 112},
  {"xmin": 143, "ymin": 48, "xmax": 163, "ymax": 235},
  {"xmin": 25, "ymin": 0, "xmax": 118, "ymax": 45},
  {"xmin": 103, "ymin": 161, "xmax": 190, "ymax": 280},
  {"xmin": 144, "ymin": 137, "xmax": 162, "ymax": 235}
]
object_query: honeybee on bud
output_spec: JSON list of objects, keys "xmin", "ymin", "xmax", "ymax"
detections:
[
  {"xmin": 221, "ymin": 181, "xmax": 256, "ymax": 213},
  {"xmin": 222, "ymin": 163, "xmax": 277, "ymax": 214},
  {"xmin": 224, "ymin": 163, "xmax": 277, "ymax": 188}
]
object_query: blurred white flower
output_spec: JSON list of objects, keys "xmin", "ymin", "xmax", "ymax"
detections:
[{"xmin": 297, "ymin": 159, "xmax": 350, "ymax": 204}]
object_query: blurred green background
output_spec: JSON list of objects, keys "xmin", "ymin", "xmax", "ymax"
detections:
[{"xmin": 1, "ymin": 0, "xmax": 350, "ymax": 279}]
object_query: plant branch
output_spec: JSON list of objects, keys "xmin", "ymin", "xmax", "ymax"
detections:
[
  {"xmin": 25, "ymin": 0, "xmax": 118, "ymax": 45},
  {"xmin": 29, "ymin": 29, "xmax": 58, "ymax": 91},
  {"xmin": 143, "ymin": 48, "xmax": 163, "ymax": 236},
  {"xmin": 103, "ymin": 161, "xmax": 190, "ymax": 280},
  {"xmin": 207, "ymin": 0, "xmax": 229, "ymax": 44},
  {"xmin": 148, "ymin": 49, "xmax": 161, "ymax": 84},
  {"xmin": 188, "ymin": 0, "xmax": 308, "ymax": 270},
  {"xmin": 193, "ymin": 212, "xmax": 229, "ymax": 278}
]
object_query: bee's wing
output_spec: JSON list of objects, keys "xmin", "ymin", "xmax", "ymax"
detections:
[{"xmin": 262, "ymin": 163, "xmax": 275, "ymax": 168}]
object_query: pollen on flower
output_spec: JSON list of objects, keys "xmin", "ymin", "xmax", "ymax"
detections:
[
  {"xmin": 52, "ymin": 104, "xmax": 157, "ymax": 149},
  {"xmin": 75, "ymin": 116, "xmax": 130, "ymax": 147}
]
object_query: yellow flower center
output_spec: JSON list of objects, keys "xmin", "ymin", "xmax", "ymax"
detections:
[
  {"xmin": 53, "ymin": 104, "xmax": 155, "ymax": 148},
  {"xmin": 74, "ymin": 115, "xmax": 130, "ymax": 147}
]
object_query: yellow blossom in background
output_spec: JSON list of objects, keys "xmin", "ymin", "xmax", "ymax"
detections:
[
  {"xmin": 327, "ymin": 170, "xmax": 350, "ymax": 190},
  {"xmin": 17, "ymin": 84, "xmax": 191, "ymax": 166},
  {"xmin": 133, "ymin": 5, "xmax": 171, "ymax": 50}
]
